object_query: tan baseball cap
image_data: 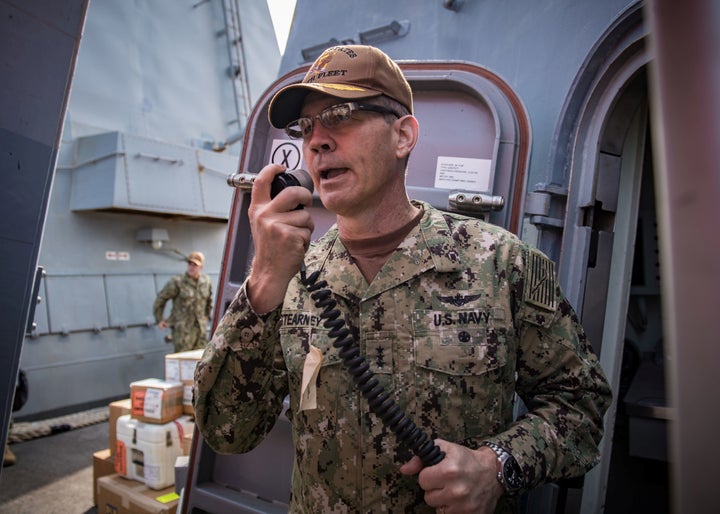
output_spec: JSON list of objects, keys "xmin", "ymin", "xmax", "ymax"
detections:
[
  {"xmin": 187, "ymin": 251, "xmax": 204, "ymax": 266},
  {"xmin": 268, "ymin": 45, "xmax": 413, "ymax": 129}
]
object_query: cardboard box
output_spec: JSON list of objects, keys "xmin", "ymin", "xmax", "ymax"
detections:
[
  {"xmin": 97, "ymin": 474, "xmax": 179, "ymax": 514},
  {"xmin": 164, "ymin": 349, "xmax": 203, "ymax": 382},
  {"xmin": 164, "ymin": 350, "xmax": 203, "ymax": 415},
  {"xmin": 93, "ymin": 449, "xmax": 116, "ymax": 505},
  {"xmin": 130, "ymin": 379, "xmax": 183, "ymax": 424},
  {"xmin": 115, "ymin": 414, "xmax": 194, "ymax": 490},
  {"xmin": 109, "ymin": 398, "xmax": 132, "ymax": 456}
]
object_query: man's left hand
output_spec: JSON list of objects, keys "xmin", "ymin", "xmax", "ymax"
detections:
[{"xmin": 399, "ymin": 439, "xmax": 504, "ymax": 514}]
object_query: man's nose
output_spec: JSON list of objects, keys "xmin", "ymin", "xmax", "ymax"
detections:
[{"xmin": 305, "ymin": 121, "xmax": 335, "ymax": 152}]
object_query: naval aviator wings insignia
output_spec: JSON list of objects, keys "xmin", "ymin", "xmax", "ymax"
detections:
[
  {"xmin": 437, "ymin": 293, "xmax": 483, "ymax": 306},
  {"xmin": 525, "ymin": 250, "xmax": 557, "ymax": 311}
]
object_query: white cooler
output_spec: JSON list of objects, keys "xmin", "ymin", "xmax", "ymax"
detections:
[{"xmin": 115, "ymin": 414, "xmax": 194, "ymax": 490}]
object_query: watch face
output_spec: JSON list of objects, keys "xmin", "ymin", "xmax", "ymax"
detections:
[{"xmin": 504, "ymin": 460, "xmax": 524, "ymax": 490}]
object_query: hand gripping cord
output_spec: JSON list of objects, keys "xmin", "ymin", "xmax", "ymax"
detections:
[{"xmin": 300, "ymin": 265, "xmax": 445, "ymax": 467}]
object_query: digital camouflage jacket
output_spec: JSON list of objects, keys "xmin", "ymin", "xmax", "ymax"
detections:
[{"xmin": 194, "ymin": 202, "xmax": 612, "ymax": 513}]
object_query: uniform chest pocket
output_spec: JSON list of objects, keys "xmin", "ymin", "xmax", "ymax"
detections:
[
  {"xmin": 411, "ymin": 308, "xmax": 510, "ymax": 441},
  {"xmin": 281, "ymin": 324, "xmax": 340, "ymax": 378},
  {"xmin": 281, "ymin": 324, "xmax": 345, "ymax": 435},
  {"xmin": 412, "ymin": 308, "xmax": 508, "ymax": 375}
]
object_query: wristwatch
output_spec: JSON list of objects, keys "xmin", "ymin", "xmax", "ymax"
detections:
[{"xmin": 483, "ymin": 442, "xmax": 524, "ymax": 494}]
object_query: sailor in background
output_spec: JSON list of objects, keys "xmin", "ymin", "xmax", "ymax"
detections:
[{"xmin": 154, "ymin": 251, "xmax": 213, "ymax": 352}]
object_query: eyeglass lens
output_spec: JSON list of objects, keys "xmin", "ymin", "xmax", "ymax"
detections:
[{"xmin": 285, "ymin": 102, "xmax": 396, "ymax": 139}]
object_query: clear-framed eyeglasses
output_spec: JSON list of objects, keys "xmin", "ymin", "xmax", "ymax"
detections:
[{"xmin": 285, "ymin": 102, "xmax": 399, "ymax": 139}]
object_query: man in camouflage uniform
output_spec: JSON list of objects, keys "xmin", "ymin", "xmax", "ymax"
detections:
[
  {"xmin": 194, "ymin": 45, "xmax": 611, "ymax": 513},
  {"xmin": 154, "ymin": 251, "xmax": 213, "ymax": 353}
]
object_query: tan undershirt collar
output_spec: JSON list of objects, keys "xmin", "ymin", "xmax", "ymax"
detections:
[{"xmin": 340, "ymin": 207, "xmax": 423, "ymax": 283}]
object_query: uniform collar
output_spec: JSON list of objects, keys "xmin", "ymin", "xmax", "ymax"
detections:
[{"xmin": 303, "ymin": 201, "xmax": 463, "ymax": 300}]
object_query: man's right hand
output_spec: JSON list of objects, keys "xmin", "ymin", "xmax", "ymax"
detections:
[{"xmin": 246, "ymin": 164, "xmax": 314, "ymax": 314}]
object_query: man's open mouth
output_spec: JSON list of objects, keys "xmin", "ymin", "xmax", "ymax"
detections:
[{"xmin": 321, "ymin": 168, "xmax": 347, "ymax": 180}]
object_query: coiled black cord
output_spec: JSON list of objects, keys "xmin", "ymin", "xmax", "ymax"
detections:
[{"xmin": 300, "ymin": 266, "xmax": 445, "ymax": 467}]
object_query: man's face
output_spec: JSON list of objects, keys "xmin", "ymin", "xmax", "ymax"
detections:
[
  {"xmin": 187, "ymin": 261, "xmax": 202, "ymax": 279},
  {"xmin": 300, "ymin": 94, "xmax": 404, "ymax": 219}
]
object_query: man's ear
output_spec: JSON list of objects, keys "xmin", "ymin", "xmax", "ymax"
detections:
[{"xmin": 395, "ymin": 115, "xmax": 419, "ymax": 160}]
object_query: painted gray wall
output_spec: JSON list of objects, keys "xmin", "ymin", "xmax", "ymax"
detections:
[{"xmin": 12, "ymin": 0, "xmax": 281, "ymax": 418}]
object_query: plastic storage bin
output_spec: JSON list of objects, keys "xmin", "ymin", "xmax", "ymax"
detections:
[{"xmin": 115, "ymin": 414, "xmax": 194, "ymax": 490}]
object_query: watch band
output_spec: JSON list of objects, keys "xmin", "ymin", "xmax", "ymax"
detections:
[{"xmin": 483, "ymin": 442, "xmax": 524, "ymax": 494}]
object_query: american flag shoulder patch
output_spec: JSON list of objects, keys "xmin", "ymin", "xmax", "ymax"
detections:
[{"xmin": 525, "ymin": 250, "xmax": 557, "ymax": 311}]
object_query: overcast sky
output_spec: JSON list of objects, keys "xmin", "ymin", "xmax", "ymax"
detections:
[{"xmin": 267, "ymin": 0, "xmax": 297, "ymax": 54}]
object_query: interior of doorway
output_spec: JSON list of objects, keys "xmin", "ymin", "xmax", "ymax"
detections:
[
  {"xmin": 563, "ymin": 67, "xmax": 671, "ymax": 514},
  {"xmin": 603, "ymin": 123, "xmax": 669, "ymax": 514}
]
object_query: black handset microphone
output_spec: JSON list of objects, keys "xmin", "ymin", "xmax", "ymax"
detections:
[
  {"xmin": 227, "ymin": 169, "xmax": 315, "ymax": 198},
  {"xmin": 227, "ymin": 169, "xmax": 445, "ymax": 467}
]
